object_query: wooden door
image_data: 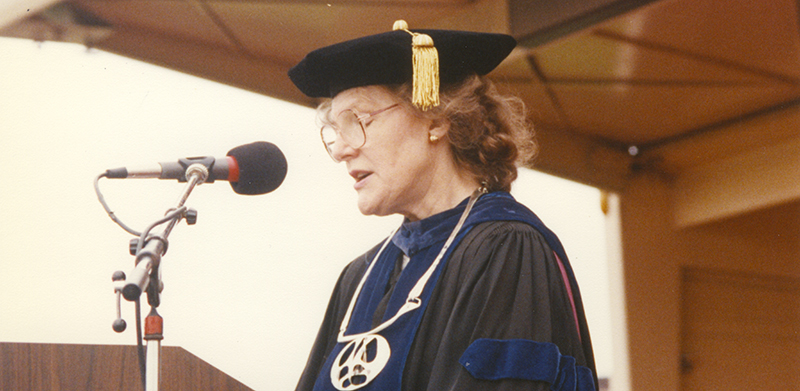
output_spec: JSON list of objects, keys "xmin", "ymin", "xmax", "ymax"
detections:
[{"xmin": 680, "ymin": 267, "xmax": 800, "ymax": 390}]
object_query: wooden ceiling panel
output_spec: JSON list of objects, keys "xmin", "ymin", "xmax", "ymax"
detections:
[
  {"xmin": 490, "ymin": 49, "xmax": 568, "ymax": 129},
  {"xmin": 492, "ymin": 48, "xmax": 539, "ymax": 81},
  {"xmin": 513, "ymin": 84, "xmax": 569, "ymax": 131},
  {"xmin": 532, "ymin": 32, "xmax": 780, "ymax": 84},
  {"xmin": 76, "ymin": 0, "xmax": 234, "ymax": 49},
  {"xmin": 551, "ymin": 83, "xmax": 800, "ymax": 145},
  {"xmin": 600, "ymin": 0, "xmax": 800, "ymax": 81},
  {"xmin": 208, "ymin": 2, "xmax": 460, "ymax": 64}
]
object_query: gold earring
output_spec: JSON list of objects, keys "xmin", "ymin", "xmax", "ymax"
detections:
[{"xmin": 429, "ymin": 134, "xmax": 439, "ymax": 142}]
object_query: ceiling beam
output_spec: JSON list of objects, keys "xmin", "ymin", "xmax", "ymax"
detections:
[
  {"xmin": 528, "ymin": 124, "xmax": 633, "ymax": 191},
  {"xmin": 672, "ymin": 136, "xmax": 800, "ymax": 227},
  {"xmin": 642, "ymin": 98, "xmax": 800, "ymax": 175},
  {"xmin": 511, "ymin": 0, "xmax": 661, "ymax": 47}
]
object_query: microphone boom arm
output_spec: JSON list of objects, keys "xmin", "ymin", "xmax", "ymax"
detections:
[{"xmin": 117, "ymin": 163, "xmax": 209, "ymax": 301}]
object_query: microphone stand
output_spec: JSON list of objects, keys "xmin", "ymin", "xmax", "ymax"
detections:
[{"xmin": 113, "ymin": 163, "xmax": 209, "ymax": 391}]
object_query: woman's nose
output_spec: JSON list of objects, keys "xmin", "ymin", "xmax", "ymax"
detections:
[{"xmin": 330, "ymin": 138, "xmax": 358, "ymax": 162}]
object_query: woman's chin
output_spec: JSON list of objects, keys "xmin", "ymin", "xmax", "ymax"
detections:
[
  {"xmin": 356, "ymin": 194, "xmax": 375, "ymax": 216},
  {"xmin": 357, "ymin": 201, "xmax": 382, "ymax": 217},
  {"xmin": 356, "ymin": 194, "xmax": 393, "ymax": 217}
]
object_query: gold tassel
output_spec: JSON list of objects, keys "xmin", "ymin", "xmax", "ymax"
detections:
[{"xmin": 393, "ymin": 20, "xmax": 440, "ymax": 111}]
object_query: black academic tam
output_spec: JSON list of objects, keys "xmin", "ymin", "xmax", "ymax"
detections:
[{"xmin": 288, "ymin": 28, "xmax": 516, "ymax": 99}]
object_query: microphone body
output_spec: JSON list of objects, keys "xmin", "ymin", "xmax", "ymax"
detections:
[
  {"xmin": 105, "ymin": 156, "xmax": 239, "ymax": 183},
  {"xmin": 104, "ymin": 142, "xmax": 287, "ymax": 195}
]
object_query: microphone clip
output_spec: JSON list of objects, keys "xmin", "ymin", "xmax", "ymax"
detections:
[{"xmin": 176, "ymin": 157, "xmax": 216, "ymax": 183}]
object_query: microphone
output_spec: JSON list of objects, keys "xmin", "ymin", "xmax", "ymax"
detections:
[{"xmin": 104, "ymin": 142, "xmax": 287, "ymax": 195}]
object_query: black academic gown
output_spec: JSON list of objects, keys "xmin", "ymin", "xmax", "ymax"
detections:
[{"xmin": 296, "ymin": 192, "xmax": 597, "ymax": 391}]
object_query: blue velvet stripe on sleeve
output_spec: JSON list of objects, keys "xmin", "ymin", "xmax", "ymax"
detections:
[{"xmin": 459, "ymin": 339, "xmax": 596, "ymax": 391}]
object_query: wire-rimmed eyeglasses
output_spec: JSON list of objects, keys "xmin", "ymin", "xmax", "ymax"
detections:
[{"xmin": 320, "ymin": 103, "xmax": 400, "ymax": 162}]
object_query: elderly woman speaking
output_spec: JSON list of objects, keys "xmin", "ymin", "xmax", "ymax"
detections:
[{"xmin": 288, "ymin": 20, "xmax": 597, "ymax": 391}]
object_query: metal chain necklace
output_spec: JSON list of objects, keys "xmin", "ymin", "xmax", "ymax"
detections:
[{"xmin": 331, "ymin": 188, "xmax": 485, "ymax": 390}]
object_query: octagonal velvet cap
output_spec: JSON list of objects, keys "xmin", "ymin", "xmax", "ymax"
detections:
[{"xmin": 288, "ymin": 27, "xmax": 516, "ymax": 99}]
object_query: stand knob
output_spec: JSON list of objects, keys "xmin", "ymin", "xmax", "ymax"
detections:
[
  {"xmin": 112, "ymin": 318, "xmax": 127, "ymax": 332},
  {"xmin": 185, "ymin": 208, "xmax": 198, "ymax": 225},
  {"xmin": 129, "ymin": 239, "xmax": 139, "ymax": 255},
  {"xmin": 112, "ymin": 270, "xmax": 127, "ymax": 333}
]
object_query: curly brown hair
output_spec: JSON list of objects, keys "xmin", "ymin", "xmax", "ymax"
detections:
[
  {"xmin": 393, "ymin": 75, "xmax": 537, "ymax": 192},
  {"xmin": 316, "ymin": 75, "xmax": 536, "ymax": 192}
]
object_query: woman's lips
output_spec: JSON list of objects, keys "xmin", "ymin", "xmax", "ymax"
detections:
[{"xmin": 350, "ymin": 170, "xmax": 372, "ymax": 189}]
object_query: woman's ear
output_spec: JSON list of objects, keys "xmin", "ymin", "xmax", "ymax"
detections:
[{"xmin": 427, "ymin": 117, "xmax": 450, "ymax": 141}]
